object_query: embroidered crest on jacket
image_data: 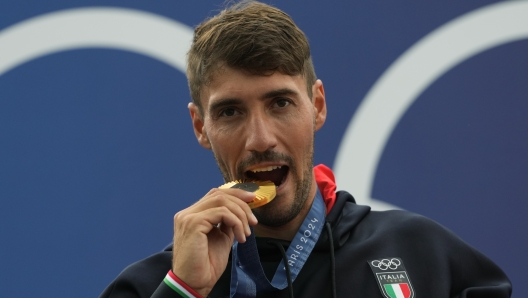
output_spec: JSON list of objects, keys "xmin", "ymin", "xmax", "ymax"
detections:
[{"xmin": 368, "ymin": 257, "xmax": 415, "ymax": 298}]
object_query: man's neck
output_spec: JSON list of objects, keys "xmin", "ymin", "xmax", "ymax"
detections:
[{"xmin": 253, "ymin": 216, "xmax": 306, "ymax": 241}]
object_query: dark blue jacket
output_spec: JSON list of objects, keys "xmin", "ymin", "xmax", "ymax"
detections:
[{"xmin": 100, "ymin": 191, "xmax": 511, "ymax": 297}]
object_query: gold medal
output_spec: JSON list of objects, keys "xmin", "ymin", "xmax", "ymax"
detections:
[{"xmin": 219, "ymin": 180, "xmax": 276, "ymax": 209}]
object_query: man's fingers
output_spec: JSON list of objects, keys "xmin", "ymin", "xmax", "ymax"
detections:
[
  {"xmin": 200, "ymin": 206, "xmax": 248, "ymax": 243},
  {"xmin": 189, "ymin": 188, "xmax": 258, "ymax": 226},
  {"xmin": 219, "ymin": 188, "xmax": 256, "ymax": 203},
  {"xmin": 176, "ymin": 202, "xmax": 250, "ymax": 243},
  {"xmin": 212, "ymin": 198, "xmax": 252, "ymax": 236},
  {"xmin": 222, "ymin": 188, "xmax": 259, "ymax": 226}
]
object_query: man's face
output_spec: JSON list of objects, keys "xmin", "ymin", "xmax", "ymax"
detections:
[{"xmin": 189, "ymin": 67, "xmax": 326, "ymax": 227}]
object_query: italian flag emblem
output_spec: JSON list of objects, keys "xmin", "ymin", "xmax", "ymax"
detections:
[
  {"xmin": 368, "ymin": 258, "xmax": 415, "ymax": 298},
  {"xmin": 383, "ymin": 283, "xmax": 412, "ymax": 298}
]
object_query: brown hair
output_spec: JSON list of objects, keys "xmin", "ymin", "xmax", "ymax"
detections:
[{"xmin": 187, "ymin": 1, "xmax": 316, "ymax": 111}]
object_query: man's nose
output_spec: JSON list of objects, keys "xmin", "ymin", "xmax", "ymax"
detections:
[{"xmin": 244, "ymin": 114, "xmax": 277, "ymax": 152}]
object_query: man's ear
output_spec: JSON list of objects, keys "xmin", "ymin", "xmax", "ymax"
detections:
[
  {"xmin": 312, "ymin": 79, "xmax": 327, "ymax": 131},
  {"xmin": 188, "ymin": 102, "xmax": 212, "ymax": 150}
]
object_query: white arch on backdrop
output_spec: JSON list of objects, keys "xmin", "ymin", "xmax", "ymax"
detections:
[
  {"xmin": 0, "ymin": 7, "xmax": 193, "ymax": 77},
  {"xmin": 334, "ymin": 1, "xmax": 528, "ymax": 210},
  {"xmin": 2, "ymin": 4, "xmax": 528, "ymax": 211}
]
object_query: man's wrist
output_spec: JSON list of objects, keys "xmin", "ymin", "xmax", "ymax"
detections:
[{"xmin": 163, "ymin": 270, "xmax": 204, "ymax": 298}]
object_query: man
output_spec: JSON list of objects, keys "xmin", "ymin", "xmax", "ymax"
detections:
[{"xmin": 101, "ymin": 1, "xmax": 511, "ymax": 297}]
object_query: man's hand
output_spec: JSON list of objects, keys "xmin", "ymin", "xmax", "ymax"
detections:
[{"xmin": 172, "ymin": 188, "xmax": 258, "ymax": 297}]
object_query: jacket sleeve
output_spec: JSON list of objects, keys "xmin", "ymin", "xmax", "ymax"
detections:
[
  {"xmin": 381, "ymin": 210, "xmax": 512, "ymax": 298},
  {"xmin": 449, "ymin": 244, "xmax": 512, "ymax": 298},
  {"xmin": 100, "ymin": 278, "xmax": 183, "ymax": 298},
  {"xmin": 410, "ymin": 212, "xmax": 511, "ymax": 297},
  {"xmin": 99, "ymin": 252, "xmax": 176, "ymax": 298},
  {"xmin": 151, "ymin": 280, "xmax": 187, "ymax": 298},
  {"xmin": 151, "ymin": 270, "xmax": 203, "ymax": 298}
]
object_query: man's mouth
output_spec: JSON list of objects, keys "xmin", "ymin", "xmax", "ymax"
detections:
[{"xmin": 245, "ymin": 166, "xmax": 289, "ymax": 187}]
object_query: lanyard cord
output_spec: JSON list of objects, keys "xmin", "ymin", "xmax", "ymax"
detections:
[
  {"xmin": 268, "ymin": 240, "xmax": 294, "ymax": 298},
  {"xmin": 325, "ymin": 222, "xmax": 337, "ymax": 298}
]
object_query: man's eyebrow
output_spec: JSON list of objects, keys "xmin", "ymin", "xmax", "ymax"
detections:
[
  {"xmin": 208, "ymin": 88, "xmax": 299, "ymax": 114},
  {"xmin": 208, "ymin": 98, "xmax": 242, "ymax": 114},
  {"xmin": 261, "ymin": 88, "xmax": 299, "ymax": 100}
]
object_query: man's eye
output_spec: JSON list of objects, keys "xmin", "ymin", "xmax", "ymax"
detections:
[
  {"xmin": 274, "ymin": 98, "xmax": 291, "ymax": 108},
  {"xmin": 219, "ymin": 108, "xmax": 239, "ymax": 117}
]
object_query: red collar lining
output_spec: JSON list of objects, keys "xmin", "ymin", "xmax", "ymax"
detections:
[{"xmin": 314, "ymin": 164, "xmax": 336, "ymax": 214}]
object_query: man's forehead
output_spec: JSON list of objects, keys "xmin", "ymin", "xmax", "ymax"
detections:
[{"xmin": 200, "ymin": 67, "xmax": 308, "ymax": 108}]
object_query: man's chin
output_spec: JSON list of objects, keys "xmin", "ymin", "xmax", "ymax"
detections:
[{"xmin": 252, "ymin": 193, "xmax": 301, "ymax": 227}]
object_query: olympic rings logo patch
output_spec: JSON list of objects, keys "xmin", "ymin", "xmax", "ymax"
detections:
[{"xmin": 370, "ymin": 258, "xmax": 401, "ymax": 271}]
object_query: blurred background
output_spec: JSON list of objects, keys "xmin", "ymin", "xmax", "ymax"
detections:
[{"xmin": 0, "ymin": 1, "xmax": 526, "ymax": 297}]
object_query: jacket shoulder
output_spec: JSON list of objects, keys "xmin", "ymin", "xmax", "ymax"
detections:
[
  {"xmin": 365, "ymin": 208, "xmax": 458, "ymax": 238},
  {"xmin": 357, "ymin": 209, "xmax": 511, "ymax": 297}
]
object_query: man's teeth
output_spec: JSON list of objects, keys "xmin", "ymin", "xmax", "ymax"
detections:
[{"xmin": 250, "ymin": 166, "xmax": 281, "ymax": 173}]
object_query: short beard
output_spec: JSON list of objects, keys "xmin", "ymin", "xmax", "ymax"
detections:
[
  {"xmin": 252, "ymin": 164, "xmax": 312, "ymax": 227},
  {"xmin": 212, "ymin": 148, "xmax": 314, "ymax": 227}
]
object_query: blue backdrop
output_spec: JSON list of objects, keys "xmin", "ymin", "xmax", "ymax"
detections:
[{"xmin": 0, "ymin": 1, "xmax": 526, "ymax": 297}]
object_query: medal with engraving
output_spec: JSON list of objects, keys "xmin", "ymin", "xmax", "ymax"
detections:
[{"xmin": 368, "ymin": 257, "xmax": 415, "ymax": 298}]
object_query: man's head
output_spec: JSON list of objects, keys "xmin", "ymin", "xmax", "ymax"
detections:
[
  {"xmin": 187, "ymin": 1, "xmax": 326, "ymax": 229},
  {"xmin": 187, "ymin": 1, "xmax": 316, "ymax": 112}
]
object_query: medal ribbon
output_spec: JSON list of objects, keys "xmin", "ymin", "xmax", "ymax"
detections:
[{"xmin": 229, "ymin": 188, "xmax": 326, "ymax": 297}]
